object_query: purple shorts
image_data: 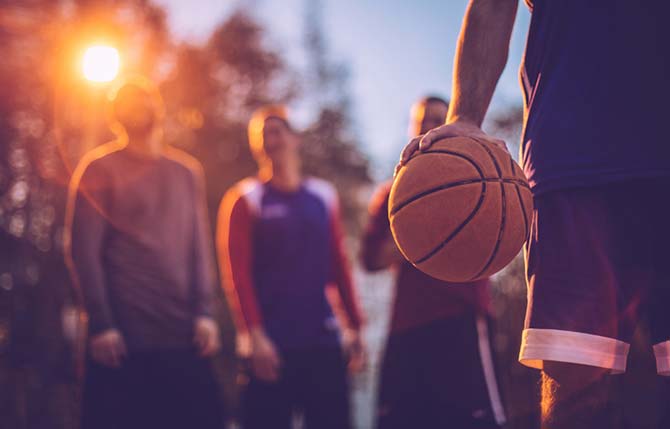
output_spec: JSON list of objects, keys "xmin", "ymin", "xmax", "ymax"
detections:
[{"xmin": 519, "ymin": 179, "xmax": 670, "ymax": 374}]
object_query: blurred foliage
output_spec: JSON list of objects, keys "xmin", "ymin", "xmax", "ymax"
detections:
[{"xmin": 300, "ymin": 0, "xmax": 371, "ymax": 234}]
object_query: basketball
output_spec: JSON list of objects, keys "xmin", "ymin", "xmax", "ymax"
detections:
[{"xmin": 389, "ymin": 136, "xmax": 533, "ymax": 282}]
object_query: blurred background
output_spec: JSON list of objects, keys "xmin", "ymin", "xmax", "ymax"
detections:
[{"xmin": 2, "ymin": 1, "xmax": 659, "ymax": 428}]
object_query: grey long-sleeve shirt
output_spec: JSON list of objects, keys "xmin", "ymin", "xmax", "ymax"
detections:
[{"xmin": 66, "ymin": 142, "xmax": 217, "ymax": 351}]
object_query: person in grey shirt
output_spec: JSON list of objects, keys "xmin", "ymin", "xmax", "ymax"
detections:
[{"xmin": 65, "ymin": 77, "xmax": 223, "ymax": 429}]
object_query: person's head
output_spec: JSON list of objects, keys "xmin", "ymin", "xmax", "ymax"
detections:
[
  {"xmin": 248, "ymin": 104, "xmax": 300, "ymax": 168},
  {"xmin": 409, "ymin": 95, "xmax": 449, "ymax": 137},
  {"xmin": 108, "ymin": 75, "xmax": 164, "ymax": 139}
]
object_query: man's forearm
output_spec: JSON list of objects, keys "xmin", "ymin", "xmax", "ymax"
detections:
[
  {"xmin": 66, "ymin": 183, "xmax": 116, "ymax": 335},
  {"xmin": 193, "ymin": 194, "xmax": 217, "ymax": 318},
  {"xmin": 448, "ymin": 0, "xmax": 518, "ymax": 126}
]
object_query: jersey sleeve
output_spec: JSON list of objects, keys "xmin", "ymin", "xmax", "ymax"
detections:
[
  {"xmin": 216, "ymin": 188, "xmax": 263, "ymax": 332},
  {"xmin": 329, "ymin": 193, "xmax": 364, "ymax": 330},
  {"xmin": 360, "ymin": 182, "xmax": 393, "ymax": 271}
]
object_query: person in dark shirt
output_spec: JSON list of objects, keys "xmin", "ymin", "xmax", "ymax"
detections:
[
  {"xmin": 217, "ymin": 105, "xmax": 364, "ymax": 429},
  {"xmin": 399, "ymin": 1, "xmax": 670, "ymax": 428},
  {"xmin": 65, "ymin": 77, "xmax": 223, "ymax": 429},
  {"xmin": 363, "ymin": 96, "xmax": 505, "ymax": 429}
]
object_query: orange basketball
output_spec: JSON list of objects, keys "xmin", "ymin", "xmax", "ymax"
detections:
[{"xmin": 389, "ymin": 136, "xmax": 533, "ymax": 282}]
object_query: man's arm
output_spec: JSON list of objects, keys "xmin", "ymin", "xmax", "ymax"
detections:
[
  {"xmin": 190, "ymin": 167, "xmax": 217, "ymax": 318},
  {"xmin": 329, "ymin": 197, "xmax": 364, "ymax": 330},
  {"xmin": 190, "ymin": 166, "xmax": 221, "ymax": 356},
  {"xmin": 65, "ymin": 161, "xmax": 126, "ymax": 367},
  {"xmin": 216, "ymin": 191, "xmax": 263, "ymax": 332},
  {"xmin": 329, "ymin": 197, "xmax": 366, "ymax": 372},
  {"xmin": 65, "ymin": 164, "xmax": 115, "ymax": 336},
  {"xmin": 448, "ymin": 0, "xmax": 519, "ymax": 127},
  {"xmin": 399, "ymin": 0, "xmax": 518, "ymax": 165},
  {"xmin": 217, "ymin": 190, "xmax": 281, "ymax": 381},
  {"xmin": 361, "ymin": 183, "xmax": 404, "ymax": 272}
]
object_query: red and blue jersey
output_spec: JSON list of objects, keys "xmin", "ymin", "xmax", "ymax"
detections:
[
  {"xmin": 217, "ymin": 177, "xmax": 362, "ymax": 351},
  {"xmin": 361, "ymin": 182, "xmax": 491, "ymax": 334}
]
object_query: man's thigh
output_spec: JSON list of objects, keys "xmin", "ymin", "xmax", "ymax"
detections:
[
  {"xmin": 377, "ymin": 319, "xmax": 504, "ymax": 429},
  {"xmin": 376, "ymin": 333, "xmax": 422, "ymax": 429},
  {"xmin": 152, "ymin": 350, "xmax": 224, "ymax": 429},
  {"xmin": 648, "ymin": 179, "xmax": 670, "ymax": 377},
  {"xmin": 520, "ymin": 183, "xmax": 653, "ymax": 373},
  {"xmin": 243, "ymin": 375, "xmax": 293, "ymax": 429},
  {"xmin": 81, "ymin": 360, "xmax": 134, "ymax": 429},
  {"xmin": 300, "ymin": 347, "xmax": 351, "ymax": 429},
  {"xmin": 425, "ymin": 316, "xmax": 504, "ymax": 429},
  {"xmin": 541, "ymin": 361, "xmax": 625, "ymax": 429}
]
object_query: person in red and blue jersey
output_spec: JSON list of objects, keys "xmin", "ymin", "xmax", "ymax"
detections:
[
  {"xmin": 400, "ymin": 1, "xmax": 670, "ymax": 428},
  {"xmin": 363, "ymin": 96, "xmax": 505, "ymax": 429},
  {"xmin": 217, "ymin": 105, "xmax": 364, "ymax": 429}
]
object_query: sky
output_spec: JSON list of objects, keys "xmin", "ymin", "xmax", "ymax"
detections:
[{"xmin": 153, "ymin": 0, "xmax": 531, "ymax": 177}]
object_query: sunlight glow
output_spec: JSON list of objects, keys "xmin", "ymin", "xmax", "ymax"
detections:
[{"xmin": 82, "ymin": 45, "xmax": 120, "ymax": 83}]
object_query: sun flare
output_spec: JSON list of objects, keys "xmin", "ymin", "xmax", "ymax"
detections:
[{"xmin": 82, "ymin": 45, "xmax": 120, "ymax": 83}]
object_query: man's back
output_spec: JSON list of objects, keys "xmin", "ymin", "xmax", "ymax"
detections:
[{"xmin": 522, "ymin": 0, "xmax": 670, "ymax": 194}]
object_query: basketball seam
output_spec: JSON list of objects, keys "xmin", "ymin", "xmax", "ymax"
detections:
[
  {"xmin": 407, "ymin": 149, "xmax": 487, "ymax": 265},
  {"xmin": 470, "ymin": 139, "xmax": 507, "ymax": 280},
  {"xmin": 415, "ymin": 182, "xmax": 487, "ymax": 265},
  {"xmin": 390, "ymin": 177, "xmax": 529, "ymax": 216}
]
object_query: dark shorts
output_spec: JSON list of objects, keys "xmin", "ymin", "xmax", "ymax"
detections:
[
  {"xmin": 81, "ymin": 349, "xmax": 223, "ymax": 429},
  {"xmin": 242, "ymin": 346, "xmax": 351, "ymax": 429},
  {"xmin": 376, "ymin": 315, "xmax": 505, "ymax": 429},
  {"xmin": 520, "ymin": 179, "xmax": 670, "ymax": 374}
]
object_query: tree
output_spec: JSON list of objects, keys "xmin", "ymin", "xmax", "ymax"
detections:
[
  {"xmin": 0, "ymin": 2, "xmax": 171, "ymax": 427},
  {"xmin": 1, "ymin": 1, "xmax": 376, "ymax": 426},
  {"xmin": 301, "ymin": 0, "xmax": 371, "ymax": 234},
  {"xmin": 161, "ymin": 10, "xmax": 299, "ymax": 211}
]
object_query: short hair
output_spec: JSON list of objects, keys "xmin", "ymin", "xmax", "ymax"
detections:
[
  {"xmin": 247, "ymin": 104, "xmax": 292, "ymax": 156},
  {"xmin": 106, "ymin": 74, "xmax": 165, "ymax": 135},
  {"xmin": 409, "ymin": 95, "xmax": 449, "ymax": 137},
  {"xmin": 421, "ymin": 95, "xmax": 449, "ymax": 108}
]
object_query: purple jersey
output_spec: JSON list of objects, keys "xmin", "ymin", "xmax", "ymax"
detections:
[
  {"xmin": 218, "ymin": 178, "xmax": 362, "ymax": 351},
  {"xmin": 521, "ymin": 0, "xmax": 670, "ymax": 194}
]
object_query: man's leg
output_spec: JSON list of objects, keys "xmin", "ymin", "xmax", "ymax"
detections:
[
  {"xmin": 649, "ymin": 179, "xmax": 670, "ymax": 428},
  {"xmin": 519, "ymin": 184, "xmax": 651, "ymax": 429},
  {"xmin": 427, "ymin": 316, "xmax": 505, "ymax": 429},
  {"xmin": 155, "ymin": 350, "xmax": 224, "ymax": 429},
  {"xmin": 123, "ymin": 352, "xmax": 170, "ymax": 429},
  {"xmin": 80, "ymin": 360, "xmax": 131, "ymax": 429},
  {"xmin": 302, "ymin": 346, "xmax": 351, "ymax": 429},
  {"xmin": 242, "ymin": 372, "xmax": 293, "ymax": 429},
  {"xmin": 657, "ymin": 376, "xmax": 670, "ymax": 427},
  {"xmin": 376, "ymin": 332, "xmax": 422, "ymax": 429},
  {"xmin": 541, "ymin": 361, "xmax": 623, "ymax": 429}
]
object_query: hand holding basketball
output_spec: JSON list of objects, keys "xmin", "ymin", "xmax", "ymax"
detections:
[
  {"xmin": 390, "ymin": 136, "xmax": 532, "ymax": 282},
  {"xmin": 397, "ymin": 119, "xmax": 507, "ymax": 175}
]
